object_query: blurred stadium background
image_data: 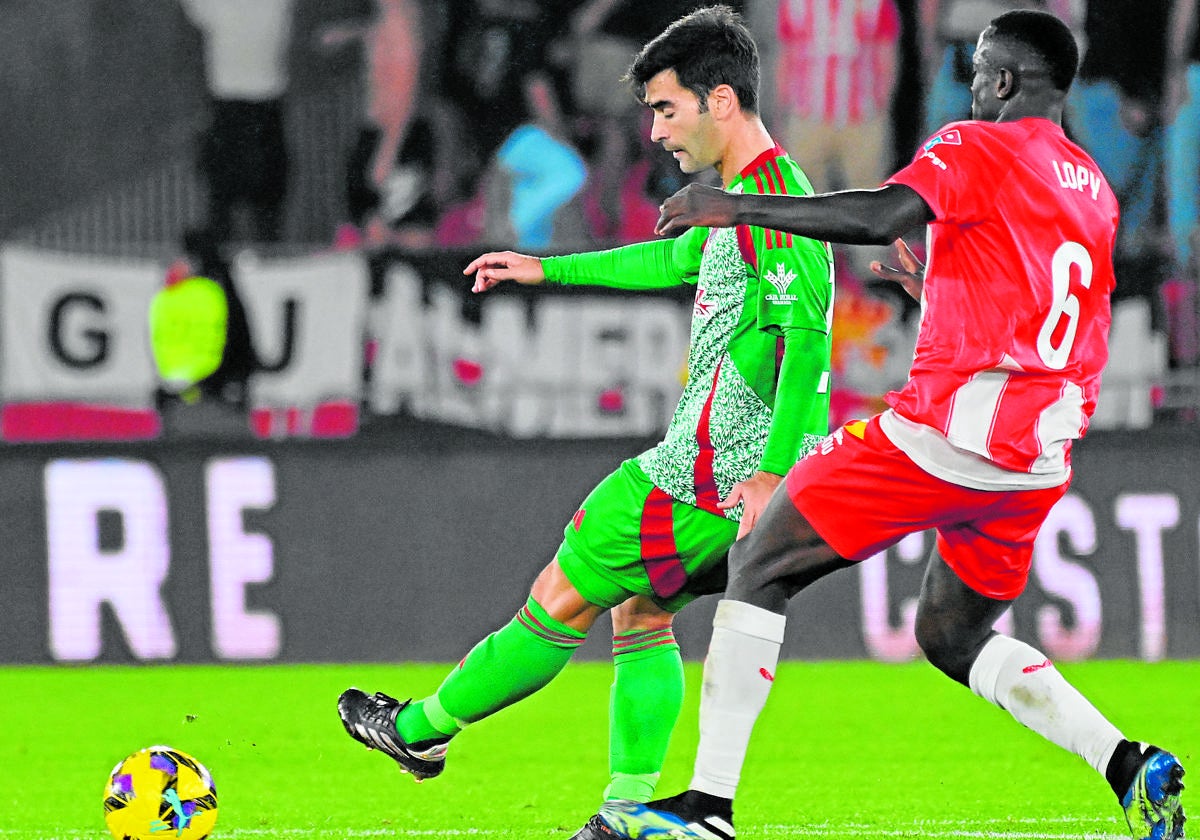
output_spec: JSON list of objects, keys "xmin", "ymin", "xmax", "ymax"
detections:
[{"xmin": 0, "ymin": 0, "xmax": 1196, "ymax": 671}]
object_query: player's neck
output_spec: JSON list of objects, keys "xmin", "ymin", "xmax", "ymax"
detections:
[
  {"xmin": 995, "ymin": 94, "xmax": 1064, "ymax": 126},
  {"xmin": 714, "ymin": 117, "xmax": 774, "ymax": 187}
]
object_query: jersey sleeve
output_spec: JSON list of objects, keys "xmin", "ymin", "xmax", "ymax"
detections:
[
  {"xmin": 887, "ymin": 122, "xmax": 1014, "ymax": 225},
  {"xmin": 759, "ymin": 326, "xmax": 831, "ymax": 475},
  {"xmin": 541, "ymin": 227, "xmax": 706, "ymax": 290},
  {"xmin": 750, "ymin": 226, "xmax": 834, "ymax": 335}
]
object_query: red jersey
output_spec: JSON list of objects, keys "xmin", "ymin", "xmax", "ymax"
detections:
[{"xmin": 885, "ymin": 118, "xmax": 1118, "ymax": 476}]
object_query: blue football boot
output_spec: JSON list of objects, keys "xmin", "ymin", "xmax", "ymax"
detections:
[{"xmin": 1121, "ymin": 746, "xmax": 1186, "ymax": 840}]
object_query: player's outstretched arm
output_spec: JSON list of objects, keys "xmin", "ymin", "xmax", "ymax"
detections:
[
  {"xmin": 463, "ymin": 250, "xmax": 547, "ymax": 293},
  {"xmin": 656, "ymin": 183, "xmax": 933, "ymax": 246},
  {"xmin": 869, "ymin": 238, "xmax": 926, "ymax": 301}
]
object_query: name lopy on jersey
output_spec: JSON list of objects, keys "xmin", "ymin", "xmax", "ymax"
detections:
[{"xmin": 1052, "ymin": 160, "xmax": 1102, "ymax": 200}]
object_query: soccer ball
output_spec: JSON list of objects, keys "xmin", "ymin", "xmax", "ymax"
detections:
[{"xmin": 103, "ymin": 746, "xmax": 218, "ymax": 840}]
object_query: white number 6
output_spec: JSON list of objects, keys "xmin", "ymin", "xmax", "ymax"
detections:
[{"xmin": 1037, "ymin": 241, "xmax": 1093, "ymax": 370}]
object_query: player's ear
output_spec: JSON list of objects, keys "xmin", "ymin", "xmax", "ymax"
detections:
[
  {"xmin": 996, "ymin": 67, "xmax": 1017, "ymax": 100},
  {"xmin": 707, "ymin": 83, "xmax": 737, "ymax": 118}
]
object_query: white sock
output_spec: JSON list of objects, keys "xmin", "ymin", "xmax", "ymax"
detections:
[
  {"xmin": 690, "ymin": 599, "xmax": 787, "ymax": 799},
  {"xmin": 968, "ymin": 635, "xmax": 1124, "ymax": 776}
]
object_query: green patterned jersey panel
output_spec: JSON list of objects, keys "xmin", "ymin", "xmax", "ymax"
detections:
[{"xmin": 637, "ymin": 150, "xmax": 834, "ymax": 519}]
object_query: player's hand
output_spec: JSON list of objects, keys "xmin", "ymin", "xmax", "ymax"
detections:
[
  {"xmin": 719, "ymin": 471, "xmax": 784, "ymax": 540},
  {"xmin": 655, "ymin": 184, "xmax": 739, "ymax": 236},
  {"xmin": 463, "ymin": 251, "xmax": 547, "ymax": 293},
  {"xmin": 869, "ymin": 238, "xmax": 925, "ymax": 301}
]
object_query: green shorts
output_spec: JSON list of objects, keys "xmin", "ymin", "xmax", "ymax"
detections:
[{"xmin": 555, "ymin": 459, "xmax": 740, "ymax": 612}]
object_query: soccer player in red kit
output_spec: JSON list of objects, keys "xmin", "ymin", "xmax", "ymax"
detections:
[{"xmin": 593, "ymin": 10, "xmax": 1187, "ymax": 840}]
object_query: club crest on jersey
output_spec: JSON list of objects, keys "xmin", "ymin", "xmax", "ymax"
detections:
[
  {"xmin": 764, "ymin": 263, "xmax": 798, "ymax": 304},
  {"xmin": 693, "ymin": 285, "xmax": 715, "ymax": 318}
]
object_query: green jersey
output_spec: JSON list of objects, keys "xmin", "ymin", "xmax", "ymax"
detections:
[{"xmin": 543, "ymin": 145, "xmax": 834, "ymax": 520}]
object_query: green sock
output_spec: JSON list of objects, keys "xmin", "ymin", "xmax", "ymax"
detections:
[
  {"xmin": 396, "ymin": 597, "xmax": 586, "ymax": 743},
  {"xmin": 604, "ymin": 628, "xmax": 683, "ymax": 802}
]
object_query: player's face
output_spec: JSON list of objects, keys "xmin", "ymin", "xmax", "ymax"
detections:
[{"xmin": 644, "ymin": 69, "xmax": 721, "ymax": 174}]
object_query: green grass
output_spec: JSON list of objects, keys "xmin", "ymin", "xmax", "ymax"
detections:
[{"xmin": 1, "ymin": 660, "xmax": 1196, "ymax": 839}]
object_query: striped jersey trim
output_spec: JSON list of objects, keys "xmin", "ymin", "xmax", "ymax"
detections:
[
  {"xmin": 692, "ymin": 359, "xmax": 724, "ymax": 515},
  {"xmin": 742, "ymin": 144, "xmax": 794, "ymax": 250}
]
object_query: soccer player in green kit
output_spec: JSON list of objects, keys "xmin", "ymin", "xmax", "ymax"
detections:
[{"xmin": 337, "ymin": 7, "xmax": 834, "ymax": 837}]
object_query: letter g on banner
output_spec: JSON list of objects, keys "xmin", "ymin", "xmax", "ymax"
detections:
[
  {"xmin": 49, "ymin": 292, "xmax": 108, "ymax": 367},
  {"xmin": 1, "ymin": 245, "xmax": 161, "ymax": 406}
]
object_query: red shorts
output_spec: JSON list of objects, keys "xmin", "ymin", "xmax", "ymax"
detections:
[{"xmin": 784, "ymin": 416, "xmax": 1070, "ymax": 600}]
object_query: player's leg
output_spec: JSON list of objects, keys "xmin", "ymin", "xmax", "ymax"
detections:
[
  {"xmin": 686, "ymin": 487, "xmax": 853, "ymax": 815},
  {"xmin": 338, "ymin": 558, "xmax": 599, "ymax": 779},
  {"xmin": 571, "ymin": 469, "xmax": 740, "ymax": 839},
  {"xmin": 591, "ymin": 485, "xmax": 851, "ymax": 840},
  {"xmin": 593, "ymin": 418, "xmax": 1013, "ymax": 839},
  {"xmin": 917, "ymin": 517, "xmax": 1186, "ymax": 840},
  {"xmin": 599, "ymin": 596, "xmax": 684, "ymax": 810}
]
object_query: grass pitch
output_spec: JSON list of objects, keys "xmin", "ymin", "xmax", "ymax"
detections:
[{"xmin": 0, "ymin": 660, "xmax": 1195, "ymax": 839}]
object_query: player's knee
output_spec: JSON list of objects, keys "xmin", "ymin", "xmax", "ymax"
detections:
[
  {"xmin": 914, "ymin": 610, "xmax": 975, "ymax": 685},
  {"xmin": 611, "ymin": 596, "xmax": 673, "ymax": 634},
  {"xmin": 530, "ymin": 560, "xmax": 604, "ymax": 632}
]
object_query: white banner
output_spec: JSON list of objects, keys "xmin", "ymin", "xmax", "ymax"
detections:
[
  {"xmin": 0, "ymin": 245, "xmax": 161, "ymax": 405},
  {"xmin": 0, "ymin": 243, "xmax": 1171, "ymax": 441},
  {"xmin": 234, "ymin": 249, "xmax": 370, "ymax": 411},
  {"xmin": 367, "ymin": 261, "xmax": 692, "ymax": 438}
]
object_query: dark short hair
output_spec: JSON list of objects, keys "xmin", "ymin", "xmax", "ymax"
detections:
[
  {"xmin": 987, "ymin": 9, "xmax": 1079, "ymax": 91},
  {"xmin": 627, "ymin": 5, "xmax": 760, "ymax": 114}
]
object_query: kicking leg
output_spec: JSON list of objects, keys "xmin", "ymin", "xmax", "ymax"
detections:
[
  {"xmin": 339, "ymin": 558, "xmax": 600, "ymax": 780},
  {"xmin": 917, "ymin": 549, "xmax": 1185, "ymax": 840}
]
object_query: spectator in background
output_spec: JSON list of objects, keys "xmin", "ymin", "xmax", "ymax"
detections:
[
  {"xmin": 428, "ymin": 0, "xmax": 576, "ymax": 247},
  {"xmin": 151, "ymin": 227, "xmax": 259, "ymax": 410},
  {"xmin": 437, "ymin": 0, "xmax": 573, "ymax": 175},
  {"xmin": 482, "ymin": 70, "xmax": 590, "ymax": 251},
  {"xmin": 320, "ymin": 0, "xmax": 438, "ymax": 249},
  {"xmin": 772, "ymin": 0, "xmax": 901, "ymax": 275},
  {"xmin": 181, "ymin": 0, "xmax": 298, "ymax": 247},
  {"xmin": 182, "ymin": 227, "xmax": 259, "ymax": 405},
  {"xmin": 773, "ymin": 0, "xmax": 899, "ymax": 194},
  {"xmin": 1068, "ymin": 0, "xmax": 1171, "ymax": 313},
  {"xmin": 1163, "ymin": 0, "xmax": 1200, "ymax": 366}
]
